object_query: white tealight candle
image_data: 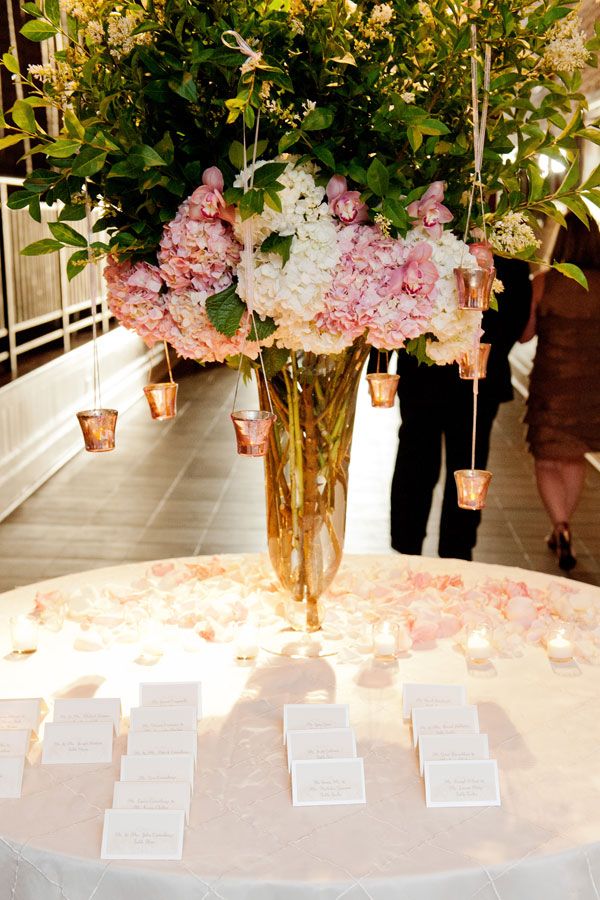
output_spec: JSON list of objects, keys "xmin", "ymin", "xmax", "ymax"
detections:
[
  {"xmin": 547, "ymin": 630, "xmax": 573, "ymax": 662},
  {"xmin": 10, "ymin": 615, "xmax": 38, "ymax": 655},
  {"xmin": 466, "ymin": 627, "xmax": 492, "ymax": 663},
  {"xmin": 235, "ymin": 625, "xmax": 259, "ymax": 661},
  {"xmin": 372, "ymin": 622, "xmax": 398, "ymax": 660}
]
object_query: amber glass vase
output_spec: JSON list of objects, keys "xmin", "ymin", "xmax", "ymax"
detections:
[{"xmin": 256, "ymin": 339, "xmax": 369, "ymax": 633}]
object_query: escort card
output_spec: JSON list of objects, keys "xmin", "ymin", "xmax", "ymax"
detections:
[
  {"xmin": 287, "ymin": 728, "xmax": 357, "ymax": 772},
  {"xmin": 0, "ymin": 699, "xmax": 43, "ymax": 734},
  {"xmin": 139, "ymin": 683, "xmax": 202, "ymax": 718},
  {"xmin": 129, "ymin": 706, "xmax": 197, "ymax": 734},
  {"xmin": 53, "ymin": 698, "xmax": 121, "ymax": 734},
  {"xmin": 283, "ymin": 704, "xmax": 350, "ymax": 744},
  {"xmin": 419, "ymin": 733, "xmax": 490, "ymax": 775},
  {"xmin": 291, "ymin": 758, "xmax": 366, "ymax": 806},
  {"xmin": 402, "ymin": 683, "xmax": 467, "ymax": 720},
  {"xmin": 120, "ymin": 753, "xmax": 194, "ymax": 788},
  {"xmin": 41, "ymin": 723, "xmax": 114, "ymax": 765},
  {"xmin": 412, "ymin": 705, "xmax": 479, "ymax": 747},
  {"xmin": 0, "ymin": 757, "xmax": 25, "ymax": 799},
  {"xmin": 127, "ymin": 730, "xmax": 197, "ymax": 762},
  {"xmin": 113, "ymin": 781, "xmax": 191, "ymax": 824},
  {"xmin": 101, "ymin": 809, "xmax": 185, "ymax": 860},
  {"xmin": 0, "ymin": 729, "xmax": 30, "ymax": 758},
  {"xmin": 424, "ymin": 759, "xmax": 500, "ymax": 808}
]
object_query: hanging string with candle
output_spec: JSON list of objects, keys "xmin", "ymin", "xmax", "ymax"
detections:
[
  {"xmin": 454, "ymin": 26, "xmax": 494, "ymax": 511},
  {"xmin": 222, "ymin": 30, "xmax": 277, "ymax": 457},
  {"xmin": 366, "ymin": 349, "xmax": 399, "ymax": 409},
  {"xmin": 144, "ymin": 341, "xmax": 179, "ymax": 421},
  {"xmin": 75, "ymin": 185, "xmax": 118, "ymax": 453}
]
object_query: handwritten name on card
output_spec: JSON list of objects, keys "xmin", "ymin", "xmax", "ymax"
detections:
[
  {"xmin": 139, "ymin": 683, "xmax": 202, "ymax": 719},
  {"xmin": 0, "ymin": 730, "xmax": 30, "ymax": 758},
  {"xmin": 424, "ymin": 759, "xmax": 500, "ymax": 808},
  {"xmin": 283, "ymin": 704, "xmax": 350, "ymax": 744},
  {"xmin": 112, "ymin": 781, "xmax": 191, "ymax": 824},
  {"xmin": 0, "ymin": 699, "xmax": 43, "ymax": 734},
  {"xmin": 120, "ymin": 753, "xmax": 194, "ymax": 788},
  {"xmin": 402, "ymin": 683, "xmax": 467, "ymax": 720},
  {"xmin": 411, "ymin": 705, "xmax": 479, "ymax": 747},
  {"xmin": 291, "ymin": 758, "xmax": 366, "ymax": 806},
  {"xmin": 127, "ymin": 730, "xmax": 197, "ymax": 762},
  {"xmin": 101, "ymin": 809, "xmax": 185, "ymax": 860},
  {"xmin": 419, "ymin": 733, "xmax": 490, "ymax": 775},
  {"xmin": 0, "ymin": 757, "xmax": 25, "ymax": 799},
  {"xmin": 287, "ymin": 729, "xmax": 357, "ymax": 772},
  {"xmin": 129, "ymin": 706, "xmax": 197, "ymax": 734},
  {"xmin": 53, "ymin": 698, "xmax": 121, "ymax": 734},
  {"xmin": 41, "ymin": 723, "xmax": 113, "ymax": 765}
]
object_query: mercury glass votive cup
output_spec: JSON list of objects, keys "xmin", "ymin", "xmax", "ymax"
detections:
[
  {"xmin": 76, "ymin": 409, "xmax": 118, "ymax": 452},
  {"xmin": 143, "ymin": 382, "xmax": 178, "ymax": 420},
  {"xmin": 454, "ymin": 469, "xmax": 492, "ymax": 510},
  {"xmin": 458, "ymin": 343, "xmax": 491, "ymax": 380},
  {"xmin": 231, "ymin": 410, "xmax": 276, "ymax": 457},
  {"xmin": 454, "ymin": 266, "xmax": 495, "ymax": 311},
  {"xmin": 366, "ymin": 373, "xmax": 400, "ymax": 408}
]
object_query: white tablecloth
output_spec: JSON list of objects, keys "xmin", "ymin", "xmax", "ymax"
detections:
[{"xmin": 1, "ymin": 554, "xmax": 600, "ymax": 900}]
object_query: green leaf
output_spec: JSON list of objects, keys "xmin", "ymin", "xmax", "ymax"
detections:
[
  {"xmin": 229, "ymin": 139, "xmax": 268, "ymax": 169},
  {"xmin": 11, "ymin": 99, "xmax": 37, "ymax": 133},
  {"xmin": 7, "ymin": 190, "xmax": 33, "ymax": 210},
  {"xmin": 367, "ymin": 158, "xmax": 389, "ymax": 197},
  {"xmin": 264, "ymin": 187, "xmax": 283, "ymax": 213},
  {"xmin": 560, "ymin": 194, "xmax": 589, "ymax": 224},
  {"xmin": 260, "ymin": 232, "xmax": 294, "ymax": 266},
  {"xmin": 66, "ymin": 249, "xmax": 89, "ymax": 281},
  {"xmin": 552, "ymin": 263, "xmax": 588, "ymax": 290},
  {"xmin": 239, "ymin": 189, "xmax": 265, "ymax": 220},
  {"xmin": 72, "ymin": 147, "xmax": 107, "ymax": 176},
  {"xmin": 407, "ymin": 126, "xmax": 423, "ymax": 152},
  {"xmin": 169, "ymin": 71, "xmax": 198, "ymax": 102},
  {"xmin": 48, "ymin": 221, "xmax": 87, "ymax": 247},
  {"xmin": 2, "ymin": 53, "xmax": 19, "ymax": 74},
  {"xmin": 22, "ymin": 3, "xmax": 43, "ymax": 16},
  {"xmin": 21, "ymin": 238, "xmax": 64, "ymax": 256},
  {"xmin": 313, "ymin": 145, "xmax": 335, "ymax": 170},
  {"xmin": 44, "ymin": 138, "xmax": 79, "ymax": 158},
  {"xmin": 44, "ymin": 0, "xmax": 60, "ymax": 25},
  {"xmin": 20, "ymin": 19, "xmax": 58, "ymax": 41},
  {"xmin": 249, "ymin": 315, "xmax": 277, "ymax": 341},
  {"xmin": 251, "ymin": 162, "xmax": 287, "ymax": 188},
  {"xmin": 382, "ymin": 197, "xmax": 408, "ymax": 230},
  {"xmin": 58, "ymin": 203, "xmax": 87, "ymax": 221},
  {"xmin": 130, "ymin": 144, "xmax": 166, "ymax": 167},
  {"xmin": 28, "ymin": 195, "xmax": 41, "ymax": 223},
  {"xmin": 302, "ymin": 107, "xmax": 334, "ymax": 131},
  {"xmin": 0, "ymin": 134, "xmax": 24, "ymax": 151},
  {"xmin": 64, "ymin": 109, "xmax": 85, "ymax": 139},
  {"xmin": 404, "ymin": 334, "xmax": 435, "ymax": 365},
  {"xmin": 260, "ymin": 346, "xmax": 289, "ymax": 378},
  {"xmin": 205, "ymin": 284, "xmax": 246, "ymax": 337},
  {"xmin": 278, "ymin": 131, "xmax": 301, "ymax": 154}
]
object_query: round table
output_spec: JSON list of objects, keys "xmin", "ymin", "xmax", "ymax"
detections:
[{"xmin": 1, "ymin": 553, "xmax": 600, "ymax": 900}]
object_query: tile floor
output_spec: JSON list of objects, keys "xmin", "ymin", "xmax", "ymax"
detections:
[{"xmin": 0, "ymin": 360, "xmax": 599, "ymax": 594}]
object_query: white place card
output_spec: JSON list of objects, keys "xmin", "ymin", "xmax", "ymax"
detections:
[
  {"xmin": 53, "ymin": 698, "xmax": 121, "ymax": 734},
  {"xmin": 419, "ymin": 733, "xmax": 490, "ymax": 775},
  {"xmin": 120, "ymin": 753, "xmax": 194, "ymax": 788},
  {"xmin": 403, "ymin": 683, "xmax": 467, "ymax": 720},
  {"xmin": 41, "ymin": 723, "xmax": 113, "ymax": 765},
  {"xmin": 283, "ymin": 704, "xmax": 350, "ymax": 744},
  {"xmin": 412, "ymin": 705, "xmax": 479, "ymax": 747},
  {"xmin": 0, "ymin": 699, "xmax": 43, "ymax": 734},
  {"xmin": 287, "ymin": 728, "xmax": 357, "ymax": 772},
  {"xmin": 0, "ymin": 757, "xmax": 25, "ymax": 799},
  {"xmin": 291, "ymin": 758, "xmax": 366, "ymax": 806},
  {"xmin": 129, "ymin": 706, "xmax": 197, "ymax": 734},
  {"xmin": 139, "ymin": 683, "xmax": 202, "ymax": 719},
  {"xmin": 101, "ymin": 809, "xmax": 185, "ymax": 860},
  {"xmin": 113, "ymin": 781, "xmax": 191, "ymax": 824},
  {"xmin": 0, "ymin": 729, "xmax": 30, "ymax": 758},
  {"xmin": 424, "ymin": 759, "xmax": 500, "ymax": 808},
  {"xmin": 127, "ymin": 730, "xmax": 197, "ymax": 762}
]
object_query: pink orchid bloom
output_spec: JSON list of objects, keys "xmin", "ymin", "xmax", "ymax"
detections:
[
  {"xmin": 326, "ymin": 175, "xmax": 369, "ymax": 225},
  {"xmin": 188, "ymin": 167, "xmax": 236, "ymax": 224},
  {"xmin": 387, "ymin": 243, "xmax": 438, "ymax": 298},
  {"xmin": 469, "ymin": 240, "xmax": 495, "ymax": 270},
  {"xmin": 407, "ymin": 180, "xmax": 453, "ymax": 239}
]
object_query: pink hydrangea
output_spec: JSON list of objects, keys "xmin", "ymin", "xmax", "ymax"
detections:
[
  {"xmin": 104, "ymin": 257, "xmax": 178, "ymax": 347},
  {"xmin": 158, "ymin": 194, "xmax": 241, "ymax": 295},
  {"xmin": 316, "ymin": 225, "xmax": 438, "ymax": 350}
]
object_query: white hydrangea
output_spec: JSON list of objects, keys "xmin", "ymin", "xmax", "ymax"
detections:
[
  {"xmin": 542, "ymin": 12, "xmax": 589, "ymax": 75},
  {"xmin": 490, "ymin": 212, "xmax": 540, "ymax": 255}
]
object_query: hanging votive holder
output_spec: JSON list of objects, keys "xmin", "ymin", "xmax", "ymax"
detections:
[
  {"xmin": 366, "ymin": 373, "xmax": 400, "ymax": 408},
  {"xmin": 454, "ymin": 266, "xmax": 495, "ymax": 311},
  {"xmin": 458, "ymin": 343, "xmax": 491, "ymax": 380},
  {"xmin": 454, "ymin": 468, "xmax": 492, "ymax": 510},
  {"xmin": 143, "ymin": 382, "xmax": 178, "ymax": 420},
  {"xmin": 231, "ymin": 410, "xmax": 276, "ymax": 457},
  {"xmin": 76, "ymin": 408, "xmax": 118, "ymax": 453}
]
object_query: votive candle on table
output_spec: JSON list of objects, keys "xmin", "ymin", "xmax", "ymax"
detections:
[
  {"xmin": 466, "ymin": 625, "xmax": 493, "ymax": 663},
  {"xmin": 546, "ymin": 626, "xmax": 573, "ymax": 662},
  {"xmin": 235, "ymin": 624, "xmax": 260, "ymax": 661},
  {"xmin": 372, "ymin": 621, "xmax": 398, "ymax": 660},
  {"xmin": 10, "ymin": 615, "xmax": 39, "ymax": 655}
]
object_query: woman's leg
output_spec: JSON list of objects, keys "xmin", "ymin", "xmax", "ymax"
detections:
[{"xmin": 534, "ymin": 457, "xmax": 586, "ymax": 527}]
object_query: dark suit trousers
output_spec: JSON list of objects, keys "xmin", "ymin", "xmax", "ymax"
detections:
[{"xmin": 390, "ymin": 388, "xmax": 499, "ymax": 560}]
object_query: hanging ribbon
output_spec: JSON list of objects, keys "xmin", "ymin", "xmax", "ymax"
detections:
[
  {"xmin": 84, "ymin": 183, "xmax": 101, "ymax": 410},
  {"xmin": 221, "ymin": 30, "xmax": 263, "ymax": 70}
]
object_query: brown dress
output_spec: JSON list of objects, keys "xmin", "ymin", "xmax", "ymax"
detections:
[{"xmin": 525, "ymin": 268, "xmax": 600, "ymax": 460}]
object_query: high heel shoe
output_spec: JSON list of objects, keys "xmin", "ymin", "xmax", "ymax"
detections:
[{"xmin": 550, "ymin": 522, "xmax": 576, "ymax": 572}]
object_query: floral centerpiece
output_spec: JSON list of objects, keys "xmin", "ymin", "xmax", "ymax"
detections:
[{"xmin": 3, "ymin": 0, "xmax": 600, "ymax": 631}]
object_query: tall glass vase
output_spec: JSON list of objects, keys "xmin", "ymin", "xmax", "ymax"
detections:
[{"xmin": 256, "ymin": 339, "xmax": 369, "ymax": 634}]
